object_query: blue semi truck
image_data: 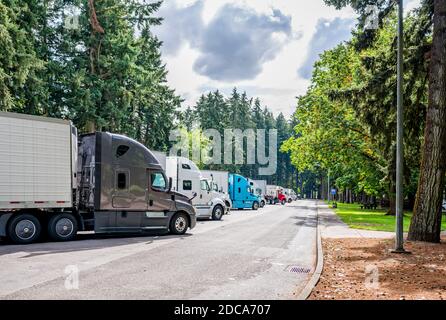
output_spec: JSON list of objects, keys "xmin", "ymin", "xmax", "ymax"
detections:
[{"xmin": 228, "ymin": 174, "xmax": 261, "ymax": 210}]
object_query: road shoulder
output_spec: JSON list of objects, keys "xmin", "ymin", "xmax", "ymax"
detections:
[{"xmin": 296, "ymin": 201, "xmax": 323, "ymax": 300}]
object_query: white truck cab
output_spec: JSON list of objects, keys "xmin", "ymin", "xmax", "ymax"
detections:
[
  {"xmin": 248, "ymin": 179, "xmax": 267, "ymax": 208},
  {"xmin": 284, "ymin": 188, "xmax": 298, "ymax": 202},
  {"xmin": 166, "ymin": 157, "xmax": 226, "ymax": 220},
  {"xmin": 201, "ymin": 170, "xmax": 232, "ymax": 214}
]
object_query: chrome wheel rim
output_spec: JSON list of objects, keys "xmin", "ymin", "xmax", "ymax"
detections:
[
  {"xmin": 55, "ymin": 218, "xmax": 74, "ymax": 237},
  {"xmin": 15, "ymin": 220, "xmax": 36, "ymax": 241},
  {"xmin": 175, "ymin": 216, "xmax": 187, "ymax": 233}
]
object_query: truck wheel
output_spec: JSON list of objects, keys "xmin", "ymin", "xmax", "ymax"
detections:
[
  {"xmin": 252, "ymin": 202, "xmax": 259, "ymax": 211},
  {"xmin": 212, "ymin": 205, "xmax": 224, "ymax": 221},
  {"xmin": 48, "ymin": 213, "xmax": 78, "ymax": 242},
  {"xmin": 288, "ymin": 199, "xmax": 292, "ymax": 203},
  {"xmin": 260, "ymin": 200, "xmax": 265, "ymax": 208},
  {"xmin": 281, "ymin": 199, "xmax": 286, "ymax": 205},
  {"xmin": 170, "ymin": 212, "xmax": 189, "ymax": 235},
  {"xmin": 7, "ymin": 214, "xmax": 41, "ymax": 245}
]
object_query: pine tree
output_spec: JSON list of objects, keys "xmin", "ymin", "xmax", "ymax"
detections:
[
  {"xmin": 0, "ymin": 0, "xmax": 45, "ymax": 112},
  {"xmin": 409, "ymin": 0, "xmax": 446, "ymax": 242}
]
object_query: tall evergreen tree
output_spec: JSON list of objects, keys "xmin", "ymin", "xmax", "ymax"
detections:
[
  {"xmin": 0, "ymin": 0, "xmax": 45, "ymax": 112},
  {"xmin": 409, "ymin": 0, "xmax": 446, "ymax": 242}
]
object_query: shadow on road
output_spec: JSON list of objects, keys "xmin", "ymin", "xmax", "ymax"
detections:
[
  {"xmin": 292, "ymin": 215, "xmax": 318, "ymax": 228},
  {"xmin": 287, "ymin": 205, "xmax": 314, "ymax": 211},
  {"xmin": 0, "ymin": 232, "xmax": 192, "ymax": 257}
]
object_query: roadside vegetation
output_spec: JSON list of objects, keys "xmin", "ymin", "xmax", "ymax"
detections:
[
  {"xmin": 331, "ymin": 202, "xmax": 446, "ymax": 233},
  {"xmin": 283, "ymin": 0, "xmax": 446, "ymax": 243}
]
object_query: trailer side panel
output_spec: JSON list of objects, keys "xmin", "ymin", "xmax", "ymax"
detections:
[{"xmin": 0, "ymin": 112, "xmax": 72, "ymax": 209}]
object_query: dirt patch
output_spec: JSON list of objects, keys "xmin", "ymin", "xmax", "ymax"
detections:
[{"xmin": 309, "ymin": 237, "xmax": 446, "ymax": 300}]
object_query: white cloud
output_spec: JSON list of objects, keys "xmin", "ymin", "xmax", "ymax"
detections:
[
  {"xmin": 405, "ymin": 0, "xmax": 422, "ymax": 13},
  {"xmin": 155, "ymin": 0, "xmax": 357, "ymax": 118}
]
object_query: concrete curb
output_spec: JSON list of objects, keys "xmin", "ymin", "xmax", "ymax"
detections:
[{"xmin": 296, "ymin": 201, "xmax": 324, "ymax": 300}]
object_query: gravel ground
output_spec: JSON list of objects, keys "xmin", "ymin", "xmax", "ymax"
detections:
[{"xmin": 309, "ymin": 237, "xmax": 446, "ymax": 300}]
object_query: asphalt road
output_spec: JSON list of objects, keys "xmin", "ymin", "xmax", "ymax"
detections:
[{"xmin": 0, "ymin": 200, "xmax": 318, "ymax": 300}]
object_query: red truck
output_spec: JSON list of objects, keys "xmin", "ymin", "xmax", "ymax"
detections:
[{"xmin": 265, "ymin": 185, "xmax": 287, "ymax": 205}]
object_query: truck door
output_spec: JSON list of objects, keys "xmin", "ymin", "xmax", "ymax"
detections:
[
  {"xmin": 112, "ymin": 169, "xmax": 132, "ymax": 208},
  {"xmin": 112, "ymin": 169, "xmax": 142, "ymax": 230},
  {"xmin": 244, "ymin": 185, "xmax": 254, "ymax": 207},
  {"xmin": 199, "ymin": 179, "xmax": 212, "ymax": 205},
  {"xmin": 143, "ymin": 171, "xmax": 173, "ymax": 228}
]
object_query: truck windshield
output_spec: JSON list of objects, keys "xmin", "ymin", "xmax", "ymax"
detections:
[{"xmin": 151, "ymin": 172, "xmax": 167, "ymax": 191}]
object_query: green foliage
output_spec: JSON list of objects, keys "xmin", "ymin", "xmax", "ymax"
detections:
[
  {"xmin": 282, "ymin": 43, "xmax": 385, "ymax": 196},
  {"xmin": 0, "ymin": 0, "xmax": 180, "ymax": 151},
  {"xmin": 284, "ymin": 4, "xmax": 431, "ymax": 202},
  {"xmin": 0, "ymin": 0, "xmax": 45, "ymax": 111}
]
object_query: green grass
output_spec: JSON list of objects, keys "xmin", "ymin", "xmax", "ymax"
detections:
[{"xmin": 329, "ymin": 202, "xmax": 446, "ymax": 232}]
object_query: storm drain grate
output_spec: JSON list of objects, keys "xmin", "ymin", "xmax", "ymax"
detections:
[{"xmin": 287, "ymin": 266, "xmax": 312, "ymax": 274}]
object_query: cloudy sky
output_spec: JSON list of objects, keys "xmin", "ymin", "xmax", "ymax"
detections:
[{"xmin": 153, "ymin": 0, "xmax": 421, "ymax": 117}]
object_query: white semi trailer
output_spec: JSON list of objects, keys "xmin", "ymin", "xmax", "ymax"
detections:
[{"xmin": 0, "ymin": 112, "xmax": 197, "ymax": 244}]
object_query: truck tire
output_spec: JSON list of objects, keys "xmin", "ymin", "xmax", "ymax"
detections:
[
  {"xmin": 170, "ymin": 212, "xmax": 189, "ymax": 235},
  {"xmin": 48, "ymin": 213, "xmax": 78, "ymax": 242},
  {"xmin": 281, "ymin": 199, "xmax": 286, "ymax": 205},
  {"xmin": 288, "ymin": 198, "xmax": 293, "ymax": 203},
  {"xmin": 212, "ymin": 205, "xmax": 224, "ymax": 221},
  {"xmin": 252, "ymin": 202, "xmax": 259, "ymax": 211},
  {"xmin": 260, "ymin": 200, "xmax": 265, "ymax": 208},
  {"xmin": 7, "ymin": 214, "xmax": 41, "ymax": 245}
]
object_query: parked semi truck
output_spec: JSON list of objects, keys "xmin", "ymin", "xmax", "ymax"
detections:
[
  {"xmin": 228, "ymin": 174, "xmax": 261, "ymax": 210},
  {"xmin": 165, "ymin": 157, "xmax": 227, "ymax": 220},
  {"xmin": 266, "ymin": 185, "xmax": 287, "ymax": 205},
  {"xmin": 201, "ymin": 170, "xmax": 232, "ymax": 213},
  {"xmin": 284, "ymin": 188, "xmax": 298, "ymax": 202},
  {"xmin": 0, "ymin": 112, "xmax": 196, "ymax": 244},
  {"xmin": 248, "ymin": 179, "xmax": 267, "ymax": 207}
]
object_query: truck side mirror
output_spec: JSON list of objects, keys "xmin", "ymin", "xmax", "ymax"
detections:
[{"xmin": 168, "ymin": 177, "xmax": 173, "ymax": 192}]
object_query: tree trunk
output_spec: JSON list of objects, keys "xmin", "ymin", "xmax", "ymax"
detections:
[
  {"xmin": 386, "ymin": 143, "xmax": 397, "ymax": 216},
  {"xmin": 320, "ymin": 175, "xmax": 326, "ymax": 200},
  {"xmin": 387, "ymin": 179, "xmax": 396, "ymax": 216},
  {"xmin": 409, "ymin": 0, "xmax": 446, "ymax": 243}
]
